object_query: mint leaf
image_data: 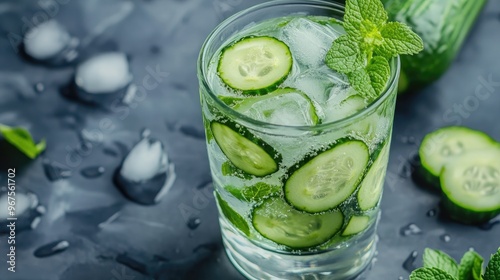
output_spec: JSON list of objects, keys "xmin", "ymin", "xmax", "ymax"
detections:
[
  {"xmin": 348, "ymin": 68, "xmax": 377, "ymax": 100},
  {"xmin": 377, "ymin": 22, "xmax": 424, "ymax": 57},
  {"xmin": 221, "ymin": 161, "xmax": 253, "ymax": 180},
  {"xmin": 0, "ymin": 124, "xmax": 46, "ymax": 159},
  {"xmin": 215, "ymin": 192, "xmax": 250, "ymax": 236},
  {"xmin": 227, "ymin": 182, "xmax": 280, "ymax": 203},
  {"xmin": 459, "ymin": 250, "xmax": 484, "ymax": 280},
  {"xmin": 410, "ymin": 267, "xmax": 457, "ymax": 280},
  {"xmin": 325, "ymin": 35, "xmax": 365, "ymax": 74},
  {"xmin": 484, "ymin": 248, "xmax": 500, "ymax": 280},
  {"xmin": 344, "ymin": 0, "xmax": 388, "ymax": 39},
  {"xmin": 423, "ymin": 248, "xmax": 459, "ymax": 279},
  {"xmin": 366, "ymin": 56, "xmax": 390, "ymax": 94},
  {"xmin": 202, "ymin": 116, "xmax": 213, "ymax": 142}
]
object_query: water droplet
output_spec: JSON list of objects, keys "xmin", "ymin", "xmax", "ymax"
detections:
[
  {"xmin": 42, "ymin": 159, "xmax": 72, "ymax": 181},
  {"xmin": 440, "ymin": 234, "xmax": 451, "ymax": 243},
  {"xmin": 402, "ymin": 251, "xmax": 418, "ymax": 273},
  {"xmin": 80, "ymin": 166, "xmax": 105, "ymax": 179},
  {"xmin": 0, "ymin": 191, "xmax": 44, "ymax": 234},
  {"xmin": 103, "ymin": 147, "xmax": 119, "ymax": 157},
  {"xmin": 187, "ymin": 217, "xmax": 201, "ymax": 230},
  {"xmin": 398, "ymin": 276, "xmax": 404, "ymax": 280},
  {"xmin": 150, "ymin": 45, "xmax": 160, "ymax": 54},
  {"xmin": 116, "ymin": 253, "xmax": 149, "ymax": 275},
  {"xmin": 179, "ymin": 125, "xmax": 205, "ymax": 140},
  {"xmin": 426, "ymin": 209, "xmax": 437, "ymax": 217},
  {"xmin": 478, "ymin": 219, "xmax": 500, "ymax": 231},
  {"xmin": 398, "ymin": 163, "xmax": 413, "ymax": 179},
  {"xmin": 114, "ymin": 135, "xmax": 176, "ymax": 205},
  {"xmin": 400, "ymin": 136, "xmax": 409, "ymax": 144},
  {"xmin": 34, "ymin": 240, "xmax": 70, "ymax": 258},
  {"xmin": 400, "ymin": 223, "xmax": 422, "ymax": 236},
  {"xmin": 34, "ymin": 82, "xmax": 45, "ymax": 93}
]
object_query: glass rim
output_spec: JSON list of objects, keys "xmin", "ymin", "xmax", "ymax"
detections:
[{"xmin": 198, "ymin": 0, "xmax": 400, "ymax": 133}]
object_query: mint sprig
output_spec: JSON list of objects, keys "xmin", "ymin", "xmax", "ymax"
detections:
[
  {"xmin": 325, "ymin": 0, "xmax": 423, "ymax": 100},
  {"xmin": 410, "ymin": 247, "xmax": 500, "ymax": 280},
  {"xmin": 226, "ymin": 182, "xmax": 280, "ymax": 203},
  {"xmin": 0, "ymin": 124, "xmax": 46, "ymax": 159}
]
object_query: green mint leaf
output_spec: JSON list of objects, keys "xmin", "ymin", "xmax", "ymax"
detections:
[
  {"xmin": 410, "ymin": 267, "xmax": 457, "ymax": 280},
  {"xmin": 0, "ymin": 124, "xmax": 46, "ymax": 159},
  {"xmin": 360, "ymin": 19, "xmax": 384, "ymax": 48},
  {"xmin": 344, "ymin": 0, "xmax": 388, "ymax": 39},
  {"xmin": 366, "ymin": 56, "xmax": 390, "ymax": 94},
  {"xmin": 484, "ymin": 248, "xmax": 500, "ymax": 280},
  {"xmin": 221, "ymin": 161, "xmax": 253, "ymax": 180},
  {"xmin": 459, "ymin": 250, "xmax": 484, "ymax": 280},
  {"xmin": 423, "ymin": 248, "xmax": 460, "ymax": 279},
  {"xmin": 348, "ymin": 68, "xmax": 377, "ymax": 100},
  {"xmin": 215, "ymin": 192, "xmax": 250, "ymax": 236},
  {"xmin": 325, "ymin": 35, "xmax": 365, "ymax": 74},
  {"xmin": 226, "ymin": 183, "xmax": 280, "ymax": 203},
  {"xmin": 376, "ymin": 22, "xmax": 424, "ymax": 57}
]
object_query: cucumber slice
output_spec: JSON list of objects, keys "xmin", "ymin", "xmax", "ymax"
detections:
[
  {"xmin": 419, "ymin": 126, "xmax": 498, "ymax": 180},
  {"xmin": 441, "ymin": 149, "xmax": 500, "ymax": 224},
  {"xmin": 217, "ymin": 36, "xmax": 293, "ymax": 95},
  {"xmin": 233, "ymin": 88, "xmax": 319, "ymax": 126},
  {"xmin": 285, "ymin": 139, "xmax": 369, "ymax": 213},
  {"xmin": 357, "ymin": 141, "xmax": 390, "ymax": 210},
  {"xmin": 252, "ymin": 197, "xmax": 343, "ymax": 249},
  {"xmin": 211, "ymin": 121, "xmax": 280, "ymax": 177},
  {"xmin": 342, "ymin": 215, "xmax": 370, "ymax": 236}
]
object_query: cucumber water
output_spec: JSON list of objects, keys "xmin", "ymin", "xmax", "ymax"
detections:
[{"xmin": 200, "ymin": 14, "xmax": 397, "ymax": 253}]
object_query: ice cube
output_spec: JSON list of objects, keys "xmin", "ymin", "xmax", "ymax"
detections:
[
  {"xmin": 23, "ymin": 20, "xmax": 72, "ymax": 61},
  {"xmin": 281, "ymin": 18, "xmax": 341, "ymax": 68},
  {"xmin": 323, "ymin": 90, "xmax": 366, "ymax": 122},
  {"xmin": 75, "ymin": 52, "xmax": 132, "ymax": 94},
  {"xmin": 0, "ymin": 191, "xmax": 44, "ymax": 233},
  {"xmin": 115, "ymin": 135, "xmax": 176, "ymax": 205},
  {"xmin": 235, "ymin": 90, "xmax": 318, "ymax": 126}
]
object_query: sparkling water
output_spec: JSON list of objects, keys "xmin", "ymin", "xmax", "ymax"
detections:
[{"xmin": 200, "ymin": 12, "xmax": 398, "ymax": 280}]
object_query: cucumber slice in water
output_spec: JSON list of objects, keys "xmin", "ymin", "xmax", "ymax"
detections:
[
  {"xmin": 252, "ymin": 197, "xmax": 343, "ymax": 249},
  {"xmin": 342, "ymin": 215, "xmax": 370, "ymax": 236},
  {"xmin": 419, "ymin": 126, "xmax": 498, "ymax": 181},
  {"xmin": 357, "ymin": 141, "xmax": 390, "ymax": 210},
  {"xmin": 441, "ymin": 149, "xmax": 500, "ymax": 224},
  {"xmin": 285, "ymin": 140, "xmax": 369, "ymax": 213},
  {"xmin": 233, "ymin": 88, "xmax": 319, "ymax": 126},
  {"xmin": 217, "ymin": 36, "xmax": 293, "ymax": 95},
  {"xmin": 211, "ymin": 121, "xmax": 280, "ymax": 177}
]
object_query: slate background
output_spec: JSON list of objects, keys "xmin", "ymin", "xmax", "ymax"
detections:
[{"xmin": 0, "ymin": 0, "xmax": 499, "ymax": 279}]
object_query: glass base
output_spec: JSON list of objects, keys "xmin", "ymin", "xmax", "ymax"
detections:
[{"xmin": 220, "ymin": 216, "xmax": 377, "ymax": 280}]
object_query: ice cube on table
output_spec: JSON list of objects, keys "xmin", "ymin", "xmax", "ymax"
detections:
[
  {"xmin": 23, "ymin": 20, "xmax": 72, "ymax": 61},
  {"xmin": 280, "ymin": 18, "xmax": 342, "ymax": 68},
  {"xmin": 75, "ymin": 52, "xmax": 132, "ymax": 94},
  {"xmin": 115, "ymin": 135, "xmax": 176, "ymax": 205},
  {"xmin": 0, "ymin": 191, "xmax": 44, "ymax": 233}
]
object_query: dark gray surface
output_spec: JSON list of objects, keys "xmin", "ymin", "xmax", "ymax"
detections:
[{"xmin": 0, "ymin": 0, "xmax": 499, "ymax": 279}]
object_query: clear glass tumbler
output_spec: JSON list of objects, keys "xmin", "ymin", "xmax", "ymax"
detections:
[{"xmin": 198, "ymin": 1, "xmax": 400, "ymax": 279}]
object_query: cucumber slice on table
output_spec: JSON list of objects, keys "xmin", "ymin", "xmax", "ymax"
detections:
[
  {"xmin": 419, "ymin": 126, "xmax": 498, "ymax": 187},
  {"xmin": 441, "ymin": 149, "xmax": 500, "ymax": 224},
  {"xmin": 218, "ymin": 36, "xmax": 293, "ymax": 95},
  {"xmin": 252, "ymin": 197, "xmax": 343, "ymax": 249},
  {"xmin": 285, "ymin": 139, "xmax": 369, "ymax": 213},
  {"xmin": 233, "ymin": 88, "xmax": 319, "ymax": 126},
  {"xmin": 357, "ymin": 142, "xmax": 390, "ymax": 210},
  {"xmin": 342, "ymin": 215, "xmax": 371, "ymax": 236},
  {"xmin": 211, "ymin": 121, "xmax": 280, "ymax": 177}
]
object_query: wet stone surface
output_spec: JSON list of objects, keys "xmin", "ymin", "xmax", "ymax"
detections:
[{"xmin": 0, "ymin": 0, "xmax": 499, "ymax": 279}]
